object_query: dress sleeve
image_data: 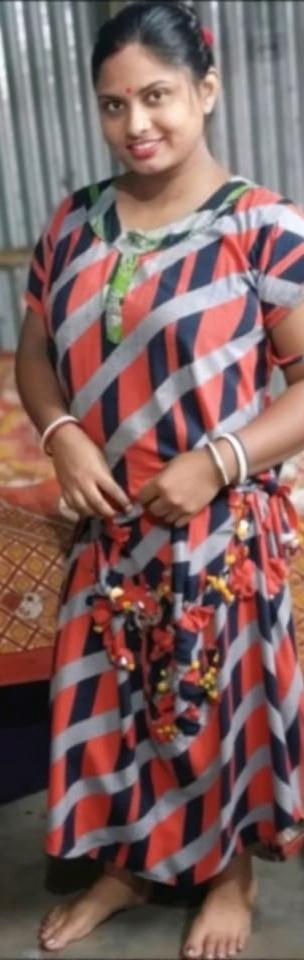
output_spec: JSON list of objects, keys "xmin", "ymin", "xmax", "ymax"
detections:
[
  {"xmin": 24, "ymin": 195, "xmax": 71, "ymax": 320},
  {"xmin": 24, "ymin": 228, "xmax": 53, "ymax": 319},
  {"xmin": 256, "ymin": 200, "xmax": 304, "ymax": 331}
]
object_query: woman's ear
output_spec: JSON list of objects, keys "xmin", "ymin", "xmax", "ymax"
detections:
[{"xmin": 200, "ymin": 68, "xmax": 221, "ymax": 117}]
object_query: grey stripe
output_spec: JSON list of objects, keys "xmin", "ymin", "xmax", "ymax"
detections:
[
  {"xmin": 70, "ymin": 275, "xmax": 257, "ymax": 419},
  {"xmin": 62, "ymin": 754, "xmax": 221, "ymax": 857},
  {"xmin": 59, "ymin": 206, "xmax": 89, "ymax": 239},
  {"xmin": 186, "ymin": 516, "xmax": 234, "ymax": 577},
  {"xmin": 88, "ymin": 183, "xmax": 117, "ymax": 227},
  {"xmin": 282, "ymin": 666, "xmax": 304, "ymax": 730},
  {"xmin": 50, "ymin": 649, "xmax": 111, "ymax": 702},
  {"xmin": 223, "ymin": 202, "xmax": 304, "ymax": 243},
  {"xmin": 58, "ymin": 586, "xmax": 95, "ymax": 628},
  {"xmin": 216, "ymin": 804, "xmax": 274, "ymax": 876},
  {"xmin": 50, "ymin": 239, "xmax": 108, "ymax": 307},
  {"xmin": 156, "ymin": 752, "xmax": 271, "ymax": 880},
  {"xmin": 220, "ymin": 619, "xmax": 259, "ymax": 690},
  {"xmin": 290, "ymin": 767, "xmax": 302, "ymax": 810},
  {"xmin": 220, "ymin": 685, "xmax": 265, "ymax": 766},
  {"xmin": 55, "ymin": 288, "xmax": 107, "ymax": 362},
  {"xmin": 138, "ymin": 804, "xmax": 272, "ymax": 880},
  {"xmin": 65, "ymin": 751, "xmax": 272, "ymax": 869},
  {"xmin": 51, "ymin": 691, "xmax": 143, "ymax": 763},
  {"xmin": 258, "ymin": 274, "xmax": 304, "ymax": 309},
  {"xmin": 132, "ymin": 226, "xmax": 223, "ymax": 290},
  {"xmin": 105, "ymin": 331, "xmax": 261, "ymax": 468},
  {"xmin": 222, "ymin": 747, "xmax": 272, "ymax": 827},
  {"xmin": 207, "ymin": 390, "xmax": 267, "ymax": 442},
  {"xmin": 115, "ymin": 526, "xmax": 170, "ymax": 577}
]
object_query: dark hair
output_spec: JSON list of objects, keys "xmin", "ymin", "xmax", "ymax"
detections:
[{"xmin": 91, "ymin": 1, "xmax": 214, "ymax": 88}]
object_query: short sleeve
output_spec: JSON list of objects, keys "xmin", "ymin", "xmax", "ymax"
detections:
[
  {"xmin": 24, "ymin": 195, "xmax": 72, "ymax": 320},
  {"xmin": 255, "ymin": 200, "xmax": 304, "ymax": 330},
  {"xmin": 24, "ymin": 229, "xmax": 52, "ymax": 318}
]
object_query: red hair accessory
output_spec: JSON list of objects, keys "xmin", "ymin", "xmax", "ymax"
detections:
[{"xmin": 201, "ymin": 26, "xmax": 214, "ymax": 48}]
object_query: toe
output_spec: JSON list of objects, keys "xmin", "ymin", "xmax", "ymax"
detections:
[
  {"xmin": 182, "ymin": 946, "xmax": 201, "ymax": 958},
  {"xmin": 214, "ymin": 939, "xmax": 228, "ymax": 959},
  {"xmin": 226, "ymin": 939, "xmax": 238, "ymax": 958},
  {"xmin": 203, "ymin": 936, "xmax": 217, "ymax": 959},
  {"xmin": 236, "ymin": 933, "xmax": 247, "ymax": 953}
]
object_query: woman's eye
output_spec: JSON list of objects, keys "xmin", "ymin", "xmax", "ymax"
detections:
[
  {"xmin": 147, "ymin": 90, "xmax": 166, "ymax": 104},
  {"xmin": 102, "ymin": 101, "xmax": 124, "ymax": 114}
]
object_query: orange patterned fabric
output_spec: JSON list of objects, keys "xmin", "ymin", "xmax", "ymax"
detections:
[
  {"xmin": 0, "ymin": 500, "xmax": 73, "ymax": 684},
  {"xmin": 0, "ymin": 353, "xmax": 74, "ymax": 685}
]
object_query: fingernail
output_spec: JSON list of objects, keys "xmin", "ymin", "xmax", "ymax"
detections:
[
  {"xmin": 45, "ymin": 940, "xmax": 57, "ymax": 949},
  {"xmin": 184, "ymin": 949, "xmax": 198, "ymax": 958}
]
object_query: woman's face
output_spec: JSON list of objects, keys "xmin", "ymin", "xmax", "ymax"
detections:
[{"xmin": 95, "ymin": 43, "xmax": 218, "ymax": 176}]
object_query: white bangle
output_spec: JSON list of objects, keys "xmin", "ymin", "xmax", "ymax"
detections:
[
  {"xmin": 41, "ymin": 415, "xmax": 80, "ymax": 456},
  {"xmin": 219, "ymin": 432, "xmax": 248, "ymax": 483},
  {"xmin": 206, "ymin": 440, "xmax": 230, "ymax": 488}
]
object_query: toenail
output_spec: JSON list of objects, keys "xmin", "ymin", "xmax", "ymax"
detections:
[{"xmin": 185, "ymin": 950, "xmax": 199, "ymax": 958}]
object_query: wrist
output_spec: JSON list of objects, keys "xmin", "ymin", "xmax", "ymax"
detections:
[
  {"xmin": 41, "ymin": 416, "xmax": 82, "ymax": 456},
  {"xmin": 214, "ymin": 437, "xmax": 240, "ymax": 485}
]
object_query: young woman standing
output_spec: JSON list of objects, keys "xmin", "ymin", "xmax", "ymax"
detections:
[{"xmin": 16, "ymin": 2, "xmax": 304, "ymax": 957}]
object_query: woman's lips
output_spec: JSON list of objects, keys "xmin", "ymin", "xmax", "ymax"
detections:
[{"xmin": 127, "ymin": 140, "xmax": 163, "ymax": 159}]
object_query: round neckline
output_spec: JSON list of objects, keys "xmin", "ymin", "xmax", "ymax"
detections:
[
  {"xmin": 115, "ymin": 175, "xmax": 239, "ymax": 241},
  {"xmin": 88, "ymin": 175, "xmax": 252, "ymax": 249}
]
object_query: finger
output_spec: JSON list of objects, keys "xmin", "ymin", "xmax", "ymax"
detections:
[
  {"xmin": 66, "ymin": 491, "xmax": 92, "ymax": 516},
  {"xmin": 83, "ymin": 487, "xmax": 118, "ymax": 519},
  {"xmin": 99, "ymin": 474, "xmax": 132, "ymax": 512}
]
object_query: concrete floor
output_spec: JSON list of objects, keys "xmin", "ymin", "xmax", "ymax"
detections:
[{"xmin": 1, "ymin": 792, "xmax": 304, "ymax": 960}]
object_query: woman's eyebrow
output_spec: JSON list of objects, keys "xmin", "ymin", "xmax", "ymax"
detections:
[{"xmin": 97, "ymin": 80, "xmax": 170, "ymax": 101}]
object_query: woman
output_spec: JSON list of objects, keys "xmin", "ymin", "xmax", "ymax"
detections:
[{"xmin": 16, "ymin": 2, "xmax": 304, "ymax": 958}]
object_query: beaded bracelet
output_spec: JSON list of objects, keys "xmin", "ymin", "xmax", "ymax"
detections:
[{"xmin": 41, "ymin": 415, "xmax": 80, "ymax": 456}]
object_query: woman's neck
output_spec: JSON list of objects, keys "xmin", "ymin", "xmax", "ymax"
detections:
[{"xmin": 119, "ymin": 143, "xmax": 229, "ymax": 210}]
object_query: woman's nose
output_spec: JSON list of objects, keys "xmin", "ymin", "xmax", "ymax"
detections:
[{"xmin": 125, "ymin": 101, "xmax": 150, "ymax": 138}]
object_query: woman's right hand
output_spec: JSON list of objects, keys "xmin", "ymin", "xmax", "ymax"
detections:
[{"xmin": 49, "ymin": 423, "xmax": 132, "ymax": 519}]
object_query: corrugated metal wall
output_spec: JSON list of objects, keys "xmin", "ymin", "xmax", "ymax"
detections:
[{"xmin": 0, "ymin": 0, "xmax": 303, "ymax": 348}]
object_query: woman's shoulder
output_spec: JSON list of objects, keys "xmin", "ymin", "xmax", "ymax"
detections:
[
  {"xmin": 233, "ymin": 179, "xmax": 304, "ymax": 224},
  {"xmin": 44, "ymin": 177, "xmax": 114, "ymax": 246}
]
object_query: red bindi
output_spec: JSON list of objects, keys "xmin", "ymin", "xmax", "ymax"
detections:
[{"xmin": 125, "ymin": 87, "xmax": 133, "ymax": 95}]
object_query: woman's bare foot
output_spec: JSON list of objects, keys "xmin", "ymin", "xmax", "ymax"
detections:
[
  {"xmin": 39, "ymin": 862, "xmax": 152, "ymax": 952},
  {"xmin": 182, "ymin": 852, "xmax": 257, "ymax": 960}
]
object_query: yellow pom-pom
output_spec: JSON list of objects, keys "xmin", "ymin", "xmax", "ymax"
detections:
[{"xmin": 110, "ymin": 586, "xmax": 124, "ymax": 601}]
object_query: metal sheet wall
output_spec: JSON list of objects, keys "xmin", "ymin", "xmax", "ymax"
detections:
[{"xmin": 0, "ymin": 0, "xmax": 303, "ymax": 348}]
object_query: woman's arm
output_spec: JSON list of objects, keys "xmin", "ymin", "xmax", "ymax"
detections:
[
  {"xmin": 138, "ymin": 303, "xmax": 304, "ymax": 527},
  {"xmin": 15, "ymin": 309, "xmax": 132, "ymax": 518},
  {"xmin": 15, "ymin": 308, "xmax": 69, "ymax": 433},
  {"xmin": 217, "ymin": 302, "xmax": 304, "ymax": 477}
]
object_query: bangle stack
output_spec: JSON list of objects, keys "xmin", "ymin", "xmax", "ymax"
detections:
[
  {"xmin": 206, "ymin": 440, "xmax": 230, "ymax": 487},
  {"xmin": 206, "ymin": 432, "xmax": 249, "ymax": 489},
  {"xmin": 41, "ymin": 415, "xmax": 80, "ymax": 456},
  {"xmin": 220, "ymin": 432, "xmax": 248, "ymax": 484}
]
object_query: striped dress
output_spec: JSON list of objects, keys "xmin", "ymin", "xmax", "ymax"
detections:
[{"xmin": 26, "ymin": 177, "xmax": 304, "ymax": 887}]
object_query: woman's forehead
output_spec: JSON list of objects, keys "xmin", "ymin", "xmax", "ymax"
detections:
[{"xmin": 96, "ymin": 43, "xmax": 185, "ymax": 94}]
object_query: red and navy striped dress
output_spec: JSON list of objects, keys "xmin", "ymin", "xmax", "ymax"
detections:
[{"xmin": 25, "ymin": 177, "xmax": 304, "ymax": 886}]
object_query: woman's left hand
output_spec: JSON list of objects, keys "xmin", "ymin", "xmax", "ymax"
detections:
[{"xmin": 137, "ymin": 449, "xmax": 222, "ymax": 527}]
